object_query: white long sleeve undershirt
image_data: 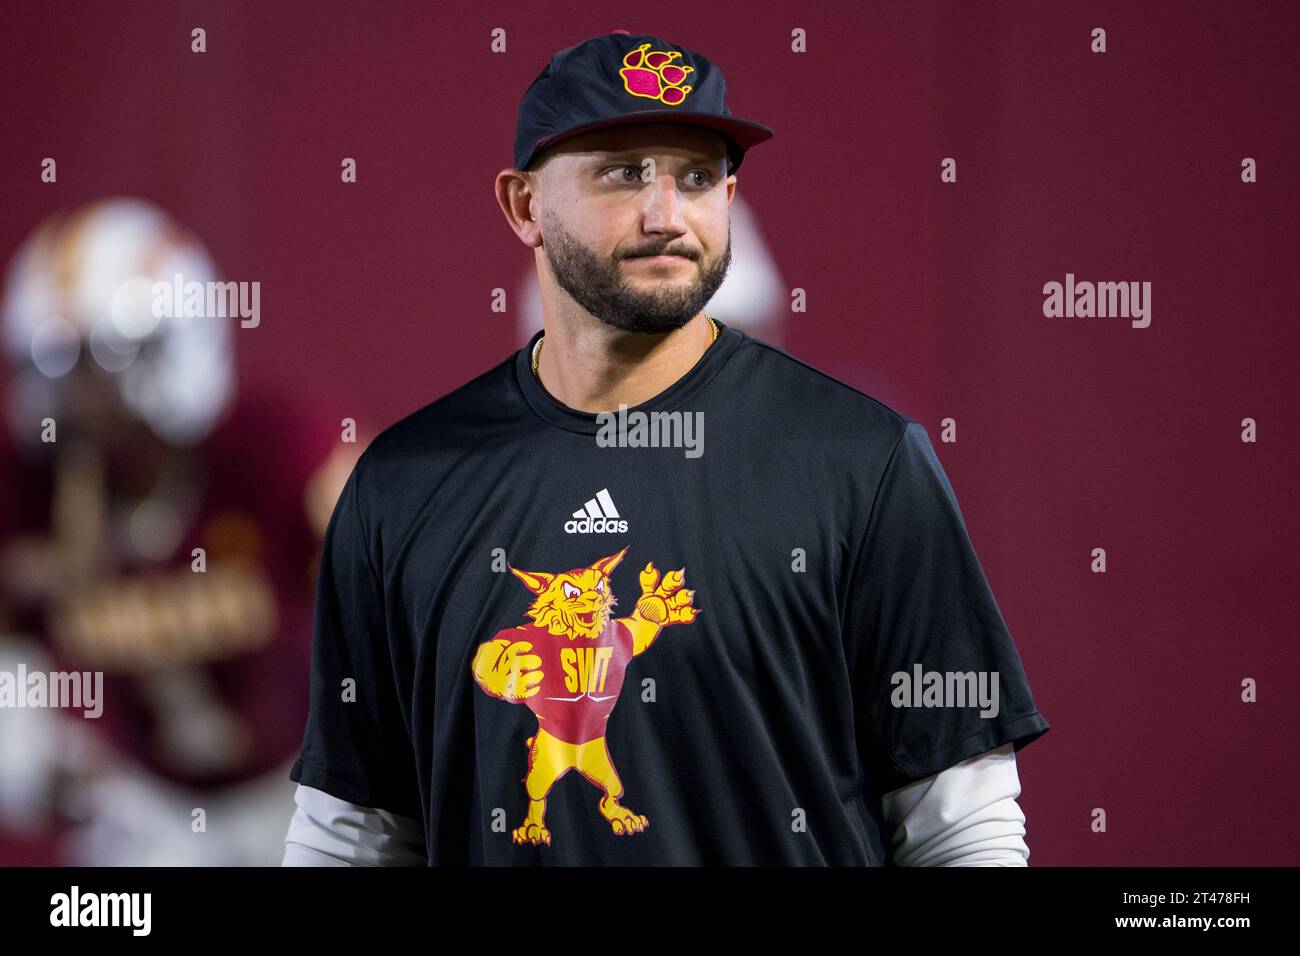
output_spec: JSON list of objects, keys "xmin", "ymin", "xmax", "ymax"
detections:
[
  {"xmin": 282, "ymin": 742, "xmax": 1029, "ymax": 866},
  {"xmin": 880, "ymin": 742, "xmax": 1029, "ymax": 866},
  {"xmin": 281, "ymin": 780, "xmax": 426, "ymax": 866}
]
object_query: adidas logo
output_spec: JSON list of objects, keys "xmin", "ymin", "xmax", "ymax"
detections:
[{"xmin": 564, "ymin": 488, "xmax": 629, "ymax": 534}]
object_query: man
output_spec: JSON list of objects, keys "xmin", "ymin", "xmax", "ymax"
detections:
[{"xmin": 283, "ymin": 31, "xmax": 1049, "ymax": 866}]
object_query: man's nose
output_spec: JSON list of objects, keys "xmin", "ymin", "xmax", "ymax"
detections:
[{"xmin": 640, "ymin": 173, "xmax": 688, "ymax": 235}]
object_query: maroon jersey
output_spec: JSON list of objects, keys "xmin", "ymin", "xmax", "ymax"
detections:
[
  {"xmin": 0, "ymin": 384, "xmax": 340, "ymax": 791},
  {"xmin": 502, "ymin": 619, "xmax": 636, "ymax": 745}
]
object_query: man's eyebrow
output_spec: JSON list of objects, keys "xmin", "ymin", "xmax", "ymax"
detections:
[{"xmin": 591, "ymin": 148, "xmax": 726, "ymax": 163}]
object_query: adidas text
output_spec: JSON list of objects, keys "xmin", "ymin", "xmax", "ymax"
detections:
[{"xmin": 565, "ymin": 489, "xmax": 629, "ymax": 534}]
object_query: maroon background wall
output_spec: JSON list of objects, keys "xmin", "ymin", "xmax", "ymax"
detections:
[{"xmin": 2, "ymin": 0, "xmax": 1296, "ymax": 865}]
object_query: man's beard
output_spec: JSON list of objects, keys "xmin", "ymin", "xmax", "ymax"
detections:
[{"xmin": 541, "ymin": 212, "xmax": 731, "ymax": 334}]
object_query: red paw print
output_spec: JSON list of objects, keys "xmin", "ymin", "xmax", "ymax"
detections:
[{"xmin": 619, "ymin": 43, "xmax": 694, "ymax": 106}]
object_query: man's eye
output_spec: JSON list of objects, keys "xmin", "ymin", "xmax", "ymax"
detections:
[{"xmin": 606, "ymin": 167, "xmax": 712, "ymax": 187}]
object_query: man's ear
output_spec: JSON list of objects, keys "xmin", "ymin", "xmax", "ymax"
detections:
[{"xmin": 494, "ymin": 167, "xmax": 543, "ymax": 248}]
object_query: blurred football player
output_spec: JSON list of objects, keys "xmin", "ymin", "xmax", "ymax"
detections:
[{"xmin": 0, "ymin": 197, "xmax": 360, "ymax": 865}]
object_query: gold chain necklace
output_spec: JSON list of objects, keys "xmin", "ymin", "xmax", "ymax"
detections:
[{"xmin": 532, "ymin": 315, "xmax": 718, "ymax": 380}]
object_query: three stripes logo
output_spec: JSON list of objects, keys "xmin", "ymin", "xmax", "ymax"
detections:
[{"xmin": 565, "ymin": 488, "xmax": 629, "ymax": 534}]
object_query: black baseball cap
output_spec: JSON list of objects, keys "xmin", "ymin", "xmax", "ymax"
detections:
[{"xmin": 514, "ymin": 31, "xmax": 774, "ymax": 175}]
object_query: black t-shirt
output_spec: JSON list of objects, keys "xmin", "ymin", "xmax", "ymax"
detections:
[{"xmin": 290, "ymin": 320, "xmax": 1050, "ymax": 865}]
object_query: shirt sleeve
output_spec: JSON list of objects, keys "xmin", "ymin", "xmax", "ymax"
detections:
[
  {"xmin": 880, "ymin": 743, "xmax": 1030, "ymax": 866},
  {"xmin": 847, "ymin": 420, "xmax": 1050, "ymax": 794},
  {"xmin": 282, "ymin": 784, "xmax": 426, "ymax": 867},
  {"xmin": 288, "ymin": 458, "xmax": 423, "ymax": 819}
]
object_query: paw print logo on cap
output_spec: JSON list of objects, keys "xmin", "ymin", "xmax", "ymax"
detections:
[{"xmin": 619, "ymin": 42, "xmax": 694, "ymax": 105}]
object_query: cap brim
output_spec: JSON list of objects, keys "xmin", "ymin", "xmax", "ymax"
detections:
[{"xmin": 527, "ymin": 112, "xmax": 773, "ymax": 170}]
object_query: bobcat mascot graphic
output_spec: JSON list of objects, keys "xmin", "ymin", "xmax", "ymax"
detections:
[{"xmin": 471, "ymin": 546, "xmax": 700, "ymax": 846}]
